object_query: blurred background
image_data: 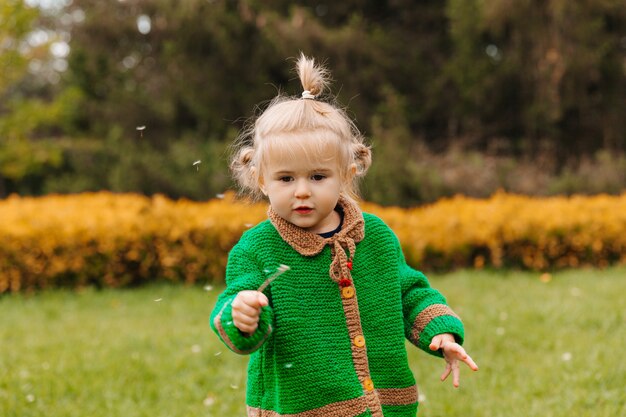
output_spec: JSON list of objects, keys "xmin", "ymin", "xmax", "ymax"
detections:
[
  {"xmin": 1, "ymin": 0, "xmax": 625, "ymax": 206},
  {"xmin": 2, "ymin": 3, "xmax": 625, "ymax": 416}
]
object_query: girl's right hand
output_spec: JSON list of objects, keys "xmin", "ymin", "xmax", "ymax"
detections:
[{"xmin": 231, "ymin": 290, "xmax": 269, "ymax": 334}]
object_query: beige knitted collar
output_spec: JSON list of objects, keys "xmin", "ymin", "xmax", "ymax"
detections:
[{"xmin": 268, "ymin": 196, "xmax": 365, "ymax": 283}]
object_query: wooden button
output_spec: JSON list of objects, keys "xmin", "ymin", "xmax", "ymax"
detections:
[
  {"xmin": 341, "ymin": 287, "xmax": 354, "ymax": 298},
  {"xmin": 363, "ymin": 378, "xmax": 374, "ymax": 391},
  {"xmin": 353, "ymin": 335, "xmax": 365, "ymax": 347}
]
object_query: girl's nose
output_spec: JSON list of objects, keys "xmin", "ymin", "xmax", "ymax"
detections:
[{"xmin": 294, "ymin": 179, "xmax": 312, "ymax": 198}]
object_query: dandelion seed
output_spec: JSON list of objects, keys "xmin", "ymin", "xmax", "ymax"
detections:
[
  {"xmin": 204, "ymin": 285, "xmax": 214, "ymax": 292},
  {"xmin": 193, "ymin": 160, "xmax": 201, "ymax": 171},
  {"xmin": 225, "ymin": 321, "xmax": 233, "ymax": 326},
  {"xmin": 154, "ymin": 298, "xmax": 163, "ymax": 302},
  {"xmin": 562, "ymin": 352, "xmax": 572, "ymax": 361},
  {"xmin": 245, "ymin": 223, "xmax": 254, "ymax": 228},
  {"xmin": 203, "ymin": 396, "xmax": 215, "ymax": 406},
  {"xmin": 214, "ymin": 351, "xmax": 222, "ymax": 356},
  {"xmin": 216, "ymin": 193, "xmax": 225, "ymax": 199},
  {"xmin": 136, "ymin": 125, "xmax": 146, "ymax": 138},
  {"xmin": 191, "ymin": 344, "xmax": 202, "ymax": 354},
  {"xmin": 26, "ymin": 394, "xmax": 35, "ymax": 403},
  {"xmin": 284, "ymin": 363, "xmax": 293, "ymax": 369},
  {"xmin": 230, "ymin": 384, "xmax": 239, "ymax": 389}
]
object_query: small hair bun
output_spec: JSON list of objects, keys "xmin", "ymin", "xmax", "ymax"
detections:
[
  {"xmin": 353, "ymin": 143, "xmax": 372, "ymax": 175},
  {"xmin": 230, "ymin": 147, "xmax": 258, "ymax": 192}
]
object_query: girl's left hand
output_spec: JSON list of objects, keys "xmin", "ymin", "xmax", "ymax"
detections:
[{"xmin": 429, "ymin": 333, "xmax": 479, "ymax": 388}]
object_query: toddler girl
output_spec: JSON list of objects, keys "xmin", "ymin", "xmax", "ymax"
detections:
[{"xmin": 210, "ymin": 54, "xmax": 478, "ymax": 417}]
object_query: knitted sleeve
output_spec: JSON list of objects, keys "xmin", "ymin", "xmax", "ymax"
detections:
[
  {"xmin": 395, "ymin": 235, "xmax": 465, "ymax": 358},
  {"xmin": 210, "ymin": 242, "xmax": 274, "ymax": 355}
]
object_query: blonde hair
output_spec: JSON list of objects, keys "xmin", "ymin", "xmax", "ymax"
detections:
[{"xmin": 231, "ymin": 53, "xmax": 371, "ymax": 201}]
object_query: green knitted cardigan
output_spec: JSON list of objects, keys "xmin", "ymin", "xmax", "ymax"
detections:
[{"xmin": 210, "ymin": 197, "xmax": 464, "ymax": 417}]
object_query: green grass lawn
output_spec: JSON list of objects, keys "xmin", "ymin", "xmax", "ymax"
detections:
[{"xmin": 1, "ymin": 268, "xmax": 624, "ymax": 417}]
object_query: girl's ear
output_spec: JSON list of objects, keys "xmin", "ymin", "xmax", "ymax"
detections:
[
  {"xmin": 348, "ymin": 163, "xmax": 358, "ymax": 179},
  {"xmin": 255, "ymin": 168, "xmax": 268, "ymax": 196},
  {"xmin": 341, "ymin": 164, "xmax": 358, "ymax": 193}
]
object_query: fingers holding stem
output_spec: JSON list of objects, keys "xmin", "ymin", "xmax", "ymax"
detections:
[{"xmin": 232, "ymin": 290, "xmax": 268, "ymax": 334}]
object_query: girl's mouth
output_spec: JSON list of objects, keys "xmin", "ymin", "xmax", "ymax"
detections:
[{"xmin": 295, "ymin": 207, "xmax": 313, "ymax": 214}]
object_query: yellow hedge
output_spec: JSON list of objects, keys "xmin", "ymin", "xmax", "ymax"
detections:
[{"xmin": 1, "ymin": 191, "xmax": 625, "ymax": 292}]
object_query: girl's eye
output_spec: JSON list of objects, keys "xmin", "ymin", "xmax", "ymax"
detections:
[
  {"xmin": 279, "ymin": 176, "xmax": 293, "ymax": 182},
  {"xmin": 311, "ymin": 174, "xmax": 326, "ymax": 181}
]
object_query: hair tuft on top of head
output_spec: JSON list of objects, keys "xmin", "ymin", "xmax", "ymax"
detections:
[{"xmin": 296, "ymin": 53, "xmax": 330, "ymax": 98}]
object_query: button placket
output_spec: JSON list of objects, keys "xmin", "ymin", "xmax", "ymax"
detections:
[{"xmin": 337, "ymin": 257, "xmax": 383, "ymax": 416}]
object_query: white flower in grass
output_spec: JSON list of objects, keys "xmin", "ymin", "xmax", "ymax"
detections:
[
  {"xmin": 203, "ymin": 395, "xmax": 215, "ymax": 406},
  {"xmin": 418, "ymin": 393, "xmax": 427, "ymax": 402},
  {"xmin": 562, "ymin": 352, "xmax": 572, "ymax": 361},
  {"xmin": 26, "ymin": 394, "xmax": 35, "ymax": 403}
]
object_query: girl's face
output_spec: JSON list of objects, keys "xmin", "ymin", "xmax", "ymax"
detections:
[{"xmin": 260, "ymin": 144, "xmax": 343, "ymax": 234}]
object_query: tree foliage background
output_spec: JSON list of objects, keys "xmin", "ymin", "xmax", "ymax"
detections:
[{"xmin": 1, "ymin": 0, "xmax": 625, "ymax": 205}]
